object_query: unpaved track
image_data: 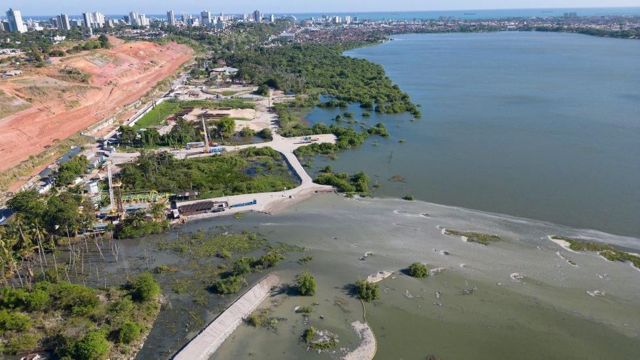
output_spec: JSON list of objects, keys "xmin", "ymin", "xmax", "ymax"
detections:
[{"xmin": 0, "ymin": 40, "xmax": 193, "ymax": 172}]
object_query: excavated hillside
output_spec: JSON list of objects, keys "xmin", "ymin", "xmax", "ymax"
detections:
[{"xmin": 0, "ymin": 38, "xmax": 193, "ymax": 172}]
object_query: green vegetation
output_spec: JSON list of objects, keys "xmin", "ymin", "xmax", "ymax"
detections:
[
  {"xmin": 0, "ymin": 273, "xmax": 160, "ymax": 357},
  {"xmin": 257, "ymin": 128, "xmax": 273, "ymax": 140},
  {"xmin": 444, "ymin": 229, "xmax": 502, "ymax": 245},
  {"xmin": 114, "ymin": 212, "xmax": 170, "ymax": 239},
  {"xmin": 211, "ymin": 275, "xmax": 246, "ymax": 295},
  {"xmin": 56, "ymin": 155, "xmax": 89, "ymax": 186},
  {"xmin": 297, "ymin": 256, "xmax": 313, "ymax": 265},
  {"xmin": 118, "ymin": 148, "xmax": 298, "ymax": 199},
  {"xmin": 367, "ymin": 123, "xmax": 389, "ymax": 137},
  {"xmin": 301, "ymin": 326, "xmax": 339, "ymax": 351},
  {"xmin": 246, "ymin": 308, "xmax": 280, "ymax": 330},
  {"xmin": 551, "ymin": 236, "xmax": 640, "ymax": 268},
  {"xmin": 240, "ymin": 126, "xmax": 256, "ymax": 138},
  {"xmin": 295, "ymin": 271, "xmax": 317, "ymax": 296},
  {"xmin": 402, "ymin": 195, "xmax": 415, "ymax": 201},
  {"xmin": 130, "ymin": 272, "xmax": 161, "ymax": 302},
  {"xmin": 295, "ymin": 305, "xmax": 314, "ymax": 314},
  {"xmin": 134, "ymin": 100, "xmax": 183, "ymax": 129},
  {"xmin": 227, "ymin": 44, "xmax": 420, "ymax": 118},
  {"xmin": 407, "ymin": 263, "xmax": 429, "ymax": 278},
  {"xmin": 315, "ymin": 167, "xmax": 370, "ymax": 195},
  {"xmin": 158, "ymin": 231, "xmax": 266, "ymax": 259},
  {"xmin": 354, "ymin": 280, "xmax": 380, "ymax": 302}
]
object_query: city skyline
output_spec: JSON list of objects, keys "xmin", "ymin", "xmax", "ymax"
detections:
[{"xmin": 3, "ymin": 0, "xmax": 640, "ymax": 16}]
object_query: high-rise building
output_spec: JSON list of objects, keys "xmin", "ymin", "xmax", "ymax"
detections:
[
  {"xmin": 270, "ymin": 14, "xmax": 276, "ymax": 23},
  {"xmin": 82, "ymin": 13, "xmax": 92, "ymax": 29},
  {"xmin": 57, "ymin": 14, "xmax": 71, "ymax": 31},
  {"xmin": 129, "ymin": 11, "xmax": 139, "ymax": 26},
  {"xmin": 91, "ymin": 12, "xmax": 105, "ymax": 28},
  {"xmin": 253, "ymin": 10, "xmax": 262, "ymax": 23},
  {"xmin": 139, "ymin": 14, "xmax": 150, "ymax": 27},
  {"xmin": 167, "ymin": 10, "xmax": 176, "ymax": 26},
  {"xmin": 6, "ymin": 8, "xmax": 27, "ymax": 33},
  {"xmin": 201, "ymin": 10, "xmax": 212, "ymax": 27}
]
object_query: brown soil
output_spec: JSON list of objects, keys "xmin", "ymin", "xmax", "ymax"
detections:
[{"xmin": 0, "ymin": 39, "xmax": 193, "ymax": 172}]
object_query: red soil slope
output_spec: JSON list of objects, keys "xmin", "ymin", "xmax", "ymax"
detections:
[{"xmin": 0, "ymin": 39, "xmax": 192, "ymax": 172}]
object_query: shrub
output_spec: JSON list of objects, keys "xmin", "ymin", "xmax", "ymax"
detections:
[
  {"xmin": 50, "ymin": 282, "xmax": 99, "ymax": 315},
  {"xmin": 26, "ymin": 289, "xmax": 50, "ymax": 311},
  {"xmin": 355, "ymin": 280, "xmax": 380, "ymax": 302},
  {"xmin": 4, "ymin": 333, "xmax": 38, "ymax": 354},
  {"xmin": 0, "ymin": 288, "xmax": 29, "ymax": 310},
  {"xmin": 256, "ymin": 249, "xmax": 284, "ymax": 269},
  {"xmin": 211, "ymin": 276, "xmax": 246, "ymax": 295},
  {"xmin": 296, "ymin": 272, "xmax": 317, "ymax": 296},
  {"xmin": 117, "ymin": 321, "xmax": 143, "ymax": 344},
  {"xmin": 240, "ymin": 126, "xmax": 256, "ymax": 137},
  {"xmin": 73, "ymin": 330, "xmax": 110, "ymax": 360},
  {"xmin": 257, "ymin": 128, "xmax": 273, "ymax": 140},
  {"xmin": 408, "ymin": 263, "xmax": 429, "ymax": 278},
  {"xmin": 0, "ymin": 310, "xmax": 31, "ymax": 332},
  {"xmin": 130, "ymin": 273, "xmax": 160, "ymax": 303}
]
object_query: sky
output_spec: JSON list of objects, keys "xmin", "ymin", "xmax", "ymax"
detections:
[{"xmin": 4, "ymin": 0, "xmax": 640, "ymax": 16}]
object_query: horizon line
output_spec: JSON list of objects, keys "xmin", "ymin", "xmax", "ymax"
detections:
[{"xmin": 5, "ymin": 5, "xmax": 640, "ymax": 17}]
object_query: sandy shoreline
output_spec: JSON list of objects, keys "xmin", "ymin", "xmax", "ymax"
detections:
[
  {"xmin": 343, "ymin": 321, "xmax": 377, "ymax": 360},
  {"xmin": 547, "ymin": 235, "xmax": 579, "ymax": 253}
]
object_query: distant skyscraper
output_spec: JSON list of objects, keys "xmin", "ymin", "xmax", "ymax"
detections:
[
  {"xmin": 201, "ymin": 10, "xmax": 212, "ymax": 27},
  {"xmin": 167, "ymin": 10, "xmax": 176, "ymax": 26},
  {"xmin": 270, "ymin": 14, "xmax": 275, "ymax": 23},
  {"xmin": 129, "ymin": 11, "xmax": 139, "ymax": 26},
  {"xmin": 6, "ymin": 8, "xmax": 27, "ymax": 33},
  {"xmin": 253, "ymin": 10, "xmax": 262, "ymax": 23},
  {"xmin": 82, "ymin": 13, "xmax": 92, "ymax": 29},
  {"xmin": 57, "ymin": 14, "xmax": 71, "ymax": 31},
  {"xmin": 91, "ymin": 12, "xmax": 105, "ymax": 28}
]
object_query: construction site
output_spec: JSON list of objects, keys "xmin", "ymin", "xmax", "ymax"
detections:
[{"xmin": 0, "ymin": 36, "xmax": 193, "ymax": 179}]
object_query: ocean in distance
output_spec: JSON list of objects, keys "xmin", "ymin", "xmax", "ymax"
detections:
[
  {"xmin": 292, "ymin": 7, "xmax": 640, "ymax": 20},
  {"xmin": 306, "ymin": 32, "xmax": 640, "ymax": 238}
]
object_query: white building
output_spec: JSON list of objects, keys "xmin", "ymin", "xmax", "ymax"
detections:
[
  {"xmin": 91, "ymin": 12, "xmax": 105, "ymax": 28},
  {"xmin": 57, "ymin": 14, "xmax": 71, "ymax": 31},
  {"xmin": 6, "ymin": 8, "xmax": 27, "ymax": 33},
  {"xmin": 82, "ymin": 12, "xmax": 92, "ymax": 28},
  {"xmin": 201, "ymin": 10, "xmax": 212, "ymax": 27},
  {"xmin": 167, "ymin": 10, "xmax": 176, "ymax": 26},
  {"xmin": 129, "ymin": 11, "xmax": 139, "ymax": 26}
]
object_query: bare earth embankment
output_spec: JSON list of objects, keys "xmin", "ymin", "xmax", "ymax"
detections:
[{"xmin": 0, "ymin": 38, "xmax": 193, "ymax": 172}]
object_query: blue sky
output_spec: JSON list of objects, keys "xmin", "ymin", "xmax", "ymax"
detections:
[{"xmin": 5, "ymin": 0, "xmax": 640, "ymax": 15}]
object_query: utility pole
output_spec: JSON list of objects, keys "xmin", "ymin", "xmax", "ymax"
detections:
[
  {"xmin": 107, "ymin": 161, "xmax": 115, "ymax": 212},
  {"xmin": 201, "ymin": 115, "xmax": 210, "ymax": 153}
]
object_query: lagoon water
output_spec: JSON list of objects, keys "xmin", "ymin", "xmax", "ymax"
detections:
[{"xmin": 306, "ymin": 32, "xmax": 640, "ymax": 238}]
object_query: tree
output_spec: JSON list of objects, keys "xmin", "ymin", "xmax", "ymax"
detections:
[
  {"xmin": 98, "ymin": 34, "xmax": 110, "ymax": 49},
  {"xmin": 408, "ymin": 263, "xmax": 429, "ymax": 278},
  {"xmin": 72, "ymin": 330, "xmax": 110, "ymax": 360},
  {"xmin": 239, "ymin": 126, "xmax": 255, "ymax": 138},
  {"xmin": 257, "ymin": 128, "xmax": 272, "ymax": 140},
  {"xmin": 130, "ymin": 272, "xmax": 160, "ymax": 302},
  {"xmin": 216, "ymin": 117, "xmax": 236, "ymax": 139},
  {"xmin": 7, "ymin": 190, "xmax": 46, "ymax": 223},
  {"xmin": 295, "ymin": 271, "xmax": 316, "ymax": 296},
  {"xmin": 355, "ymin": 280, "xmax": 379, "ymax": 302}
]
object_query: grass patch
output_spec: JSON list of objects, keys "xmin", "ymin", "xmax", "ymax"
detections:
[
  {"xmin": 118, "ymin": 147, "xmax": 298, "ymax": 198},
  {"xmin": 444, "ymin": 229, "xmax": 501, "ymax": 245},
  {"xmin": 551, "ymin": 236, "xmax": 640, "ymax": 268}
]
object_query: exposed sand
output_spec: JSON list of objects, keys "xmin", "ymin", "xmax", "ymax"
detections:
[
  {"xmin": 343, "ymin": 321, "xmax": 377, "ymax": 360},
  {"xmin": 0, "ymin": 39, "xmax": 193, "ymax": 172},
  {"xmin": 547, "ymin": 235, "xmax": 579, "ymax": 253},
  {"xmin": 366, "ymin": 271, "xmax": 393, "ymax": 284}
]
